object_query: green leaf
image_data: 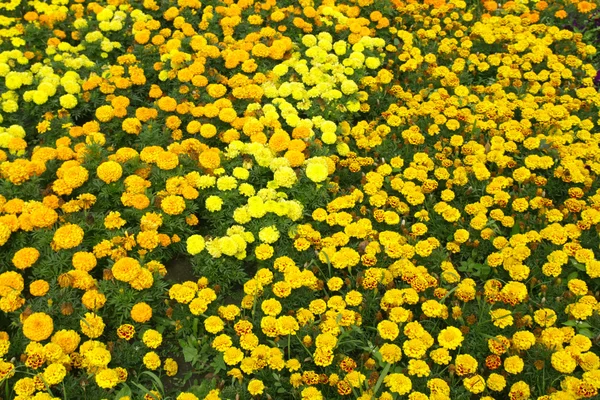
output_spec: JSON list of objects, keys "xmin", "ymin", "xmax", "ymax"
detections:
[
  {"xmin": 211, "ymin": 353, "xmax": 226, "ymax": 375},
  {"xmin": 114, "ymin": 384, "xmax": 132, "ymax": 400},
  {"xmin": 372, "ymin": 362, "xmax": 391, "ymax": 396},
  {"xmin": 571, "ymin": 261, "xmax": 587, "ymax": 272},
  {"xmin": 511, "ymin": 223, "xmax": 521, "ymax": 235},
  {"xmin": 578, "ymin": 329, "xmax": 594, "ymax": 339},
  {"xmin": 183, "ymin": 346, "xmax": 199, "ymax": 363},
  {"xmin": 131, "ymin": 382, "xmax": 159, "ymax": 400},
  {"xmin": 140, "ymin": 371, "xmax": 165, "ymax": 394},
  {"xmin": 479, "ymin": 264, "xmax": 491, "ymax": 278}
]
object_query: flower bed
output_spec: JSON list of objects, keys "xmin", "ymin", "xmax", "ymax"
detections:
[{"xmin": 1, "ymin": 0, "xmax": 600, "ymax": 399}]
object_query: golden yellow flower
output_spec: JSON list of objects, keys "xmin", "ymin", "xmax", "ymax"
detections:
[{"xmin": 23, "ymin": 312, "xmax": 54, "ymax": 342}]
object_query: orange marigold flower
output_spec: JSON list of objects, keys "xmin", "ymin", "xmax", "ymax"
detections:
[
  {"xmin": 51, "ymin": 224, "xmax": 84, "ymax": 251},
  {"xmin": 199, "ymin": 149, "xmax": 221, "ymax": 169},
  {"xmin": 23, "ymin": 312, "xmax": 54, "ymax": 342},
  {"xmin": 12, "ymin": 248, "xmax": 40, "ymax": 270},
  {"xmin": 131, "ymin": 302, "xmax": 153, "ymax": 323}
]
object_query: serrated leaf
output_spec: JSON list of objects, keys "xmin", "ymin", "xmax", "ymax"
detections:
[{"xmin": 183, "ymin": 346, "xmax": 198, "ymax": 363}]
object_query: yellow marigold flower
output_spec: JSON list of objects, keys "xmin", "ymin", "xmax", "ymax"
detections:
[
  {"xmin": 463, "ymin": 375, "xmax": 486, "ymax": 394},
  {"xmin": 490, "ymin": 308, "xmax": 513, "ymax": 328},
  {"xmin": 156, "ymin": 152, "xmax": 179, "ymax": 170},
  {"xmin": 261, "ymin": 298, "xmax": 282, "ymax": 316},
  {"xmin": 212, "ymin": 334, "xmax": 233, "ymax": 352},
  {"xmin": 14, "ymin": 377, "xmax": 35, "ymax": 396},
  {"xmin": 247, "ymin": 379, "xmax": 265, "ymax": 396},
  {"xmin": 96, "ymin": 161, "xmax": 123, "ymax": 183},
  {"xmin": 186, "ymin": 235, "xmax": 205, "ymax": 255},
  {"xmin": 384, "ymin": 373, "xmax": 412, "ymax": 395},
  {"xmin": 95, "ymin": 105, "xmax": 115, "ymax": 122},
  {"xmin": 177, "ymin": 393, "xmax": 199, "ymax": 400},
  {"xmin": 23, "ymin": 312, "xmax": 54, "ymax": 342},
  {"xmin": 51, "ymin": 223, "xmax": 84, "ymax": 250},
  {"xmin": 568, "ymin": 278, "xmax": 588, "ymax": 296},
  {"xmin": 199, "ymin": 148, "xmax": 221, "ymax": 169},
  {"xmin": 455, "ymin": 354, "xmax": 478, "ymax": 376},
  {"xmin": 534, "ymin": 308, "xmax": 557, "ymax": 327},
  {"xmin": 578, "ymin": 1, "xmax": 596, "ymax": 13},
  {"xmin": 122, "ymin": 118, "xmax": 142, "ymax": 134},
  {"xmin": 430, "ymin": 348, "xmax": 451, "ymax": 365},
  {"xmin": 51, "ymin": 330, "xmax": 80, "ymax": 354},
  {"xmin": 59, "ymin": 94, "xmax": 78, "ymax": 109},
  {"xmin": 143, "ymin": 351, "xmax": 161, "ymax": 370},
  {"xmin": 512, "ymin": 331, "xmax": 535, "ymax": 351},
  {"xmin": 301, "ymin": 387, "xmax": 323, "ymax": 400},
  {"xmin": 277, "ymin": 315, "xmax": 299, "ymax": 335},
  {"xmin": 223, "ymin": 346, "xmax": 244, "ymax": 365},
  {"xmin": 551, "ymin": 350, "xmax": 577, "ymax": 374},
  {"xmin": 379, "ymin": 343, "xmax": 402, "ymax": 363},
  {"xmin": 104, "ymin": 211, "xmax": 126, "ymax": 230},
  {"xmin": 503, "ymin": 357, "xmax": 526, "ymax": 379},
  {"xmin": 72, "ymin": 252, "xmax": 97, "ymax": 271},
  {"xmin": 0, "ymin": 223, "xmax": 11, "ymax": 246},
  {"xmin": 137, "ymin": 230, "xmax": 159, "ymax": 250},
  {"xmin": 29, "ymin": 280, "xmax": 49, "ymax": 297},
  {"xmin": 508, "ymin": 381, "xmax": 530, "ymax": 400},
  {"xmin": 305, "ymin": 157, "xmax": 329, "ymax": 183},
  {"xmin": 131, "ymin": 302, "xmax": 152, "ymax": 323},
  {"xmin": 258, "ymin": 225, "xmax": 280, "ymax": 244},
  {"xmin": 205, "ymin": 195, "xmax": 223, "ymax": 212},
  {"xmin": 81, "ymin": 289, "xmax": 106, "ymax": 310},
  {"xmin": 112, "ymin": 257, "xmax": 142, "ymax": 282},
  {"xmin": 43, "ymin": 363, "xmax": 66, "ymax": 385},
  {"xmin": 80, "ymin": 313, "xmax": 105, "ymax": 339},
  {"xmin": 96, "ymin": 368, "xmax": 119, "ymax": 389},
  {"xmin": 161, "ymin": 358, "xmax": 177, "ymax": 377},
  {"xmin": 437, "ymin": 326, "xmax": 464, "ymax": 350},
  {"xmin": 487, "ymin": 373, "xmax": 506, "ymax": 392},
  {"xmin": 377, "ymin": 320, "xmax": 399, "ymax": 341},
  {"xmin": 205, "ymin": 316, "xmax": 224, "ymax": 334},
  {"xmin": 142, "ymin": 329, "xmax": 163, "ymax": 349},
  {"xmin": 12, "ymin": 247, "xmax": 40, "ymax": 269},
  {"xmin": 161, "ymin": 195, "xmax": 186, "ymax": 215},
  {"xmin": 255, "ymin": 243, "xmax": 274, "ymax": 260},
  {"xmin": 408, "ymin": 359, "xmax": 430, "ymax": 377}
]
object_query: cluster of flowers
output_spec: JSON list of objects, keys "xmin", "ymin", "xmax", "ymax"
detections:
[{"xmin": 0, "ymin": 0, "xmax": 600, "ymax": 399}]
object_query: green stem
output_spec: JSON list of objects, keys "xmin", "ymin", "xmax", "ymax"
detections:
[{"xmin": 295, "ymin": 334, "xmax": 312, "ymax": 358}]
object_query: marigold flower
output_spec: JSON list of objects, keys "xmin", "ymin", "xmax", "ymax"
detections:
[
  {"xmin": 161, "ymin": 195, "xmax": 186, "ymax": 215},
  {"xmin": 96, "ymin": 161, "xmax": 123, "ymax": 184},
  {"xmin": 247, "ymin": 379, "xmax": 265, "ymax": 396},
  {"xmin": 131, "ymin": 302, "xmax": 153, "ymax": 323},
  {"xmin": 12, "ymin": 247, "xmax": 39, "ymax": 269},
  {"xmin": 96, "ymin": 368, "xmax": 119, "ymax": 389},
  {"xmin": 142, "ymin": 329, "xmax": 163, "ymax": 349},
  {"xmin": 143, "ymin": 351, "xmax": 161, "ymax": 370},
  {"xmin": 52, "ymin": 224, "xmax": 84, "ymax": 250},
  {"xmin": 23, "ymin": 312, "xmax": 54, "ymax": 342},
  {"xmin": 80, "ymin": 313, "xmax": 105, "ymax": 339},
  {"xmin": 43, "ymin": 363, "xmax": 67, "ymax": 385},
  {"xmin": 437, "ymin": 326, "xmax": 464, "ymax": 350}
]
